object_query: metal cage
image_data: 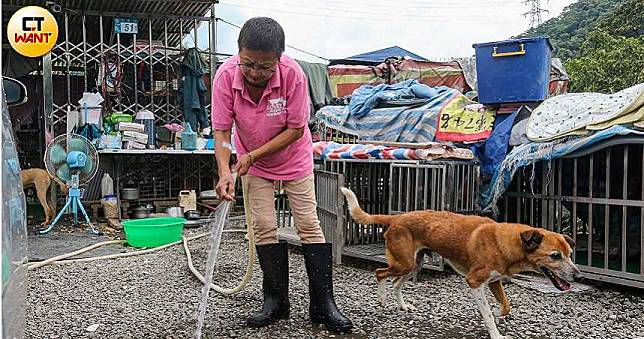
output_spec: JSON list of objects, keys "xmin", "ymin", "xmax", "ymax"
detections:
[
  {"xmin": 316, "ymin": 124, "xmax": 359, "ymax": 144},
  {"xmin": 499, "ymin": 140, "xmax": 644, "ymax": 288}
]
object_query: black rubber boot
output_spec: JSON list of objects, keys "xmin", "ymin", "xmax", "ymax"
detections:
[
  {"xmin": 247, "ymin": 241, "xmax": 290, "ymax": 327},
  {"xmin": 303, "ymin": 243, "xmax": 353, "ymax": 333}
]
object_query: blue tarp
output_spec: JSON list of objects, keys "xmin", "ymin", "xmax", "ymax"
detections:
[
  {"xmin": 329, "ymin": 46, "xmax": 429, "ymax": 66},
  {"xmin": 470, "ymin": 109, "xmax": 520, "ymax": 177}
]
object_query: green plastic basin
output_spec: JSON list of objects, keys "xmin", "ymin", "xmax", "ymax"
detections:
[{"xmin": 122, "ymin": 217, "xmax": 186, "ymax": 248}]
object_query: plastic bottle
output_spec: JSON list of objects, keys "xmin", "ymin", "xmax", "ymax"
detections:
[
  {"xmin": 181, "ymin": 123, "xmax": 197, "ymax": 151},
  {"xmin": 101, "ymin": 173, "xmax": 114, "ymax": 198},
  {"xmin": 134, "ymin": 109, "xmax": 156, "ymax": 148}
]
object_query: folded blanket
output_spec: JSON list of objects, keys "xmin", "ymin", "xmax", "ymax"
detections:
[
  {"xmin": 317, "ymin": 88, "xmax": 460, "ymax": 143},
  {"xmin": 349, "ymin": 79, "xmax": 446, "ymax": 118},
  {"xmin": 527, "ymin": 83, "xmax": 644, "ymax": 142}
]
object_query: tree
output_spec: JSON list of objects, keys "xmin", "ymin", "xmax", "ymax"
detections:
[
  {"xmin": 518, "ymin": 0, "xmax": 624, "ymax": 60},
  {"xmin": 595, "ymin": 0, "xmax": 644, "ymax": 37},
  {"xmin": 565, "ymin": 31, "xmax": 644, "ymax": 93}
]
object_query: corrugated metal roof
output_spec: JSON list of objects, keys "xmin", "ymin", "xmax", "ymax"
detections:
[
  {"xmin": 4, "ymin": 0, "xmax": 218, "ymax": 18},
  {"xmin": 3, "ymin": 0, "xmax": 218, "ymax": 46}
]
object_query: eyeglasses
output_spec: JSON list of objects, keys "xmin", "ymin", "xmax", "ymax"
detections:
[{"xmin": 237, "ymin": 62, "xmax": 277, "ymax": 74}]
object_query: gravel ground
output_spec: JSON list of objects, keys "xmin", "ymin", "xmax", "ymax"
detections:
[{"xmin": 26, "ymin": 220, "xmax": 644, "ymax": 339}]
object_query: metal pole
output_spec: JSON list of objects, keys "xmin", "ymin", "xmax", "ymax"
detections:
[
  {"xmin": 43, "ymin": 52, "xmax": 54, "ymax": 141},
  {"xmin": 179, "ymin": 20, "xmax": 184, "ymax": 51},
  {"xmin": 605, "ymin": 150, "xmax": 610, "ymax": 268},
  {"xmin": 65, "ymin": 12, "xmax": 71, "ymax": 115},
  {"xmin": 100, "ymin": 15, "xmax": 104, "ymax": 96},
  {"xmin": 82, "ymin": 13, "xmax": 88, "ymax": 91},
  {"xmin": 573, "ymin": 158, "xmax": 578, "ymax": 262},
  {"xmin": 622, "ymin": 146, "xmax": 628, "ymax": 272},
  {"xmin": 589, "ymin": 155, "xmax": 594, "ymax": 267},
  {"xmin": 116, "ymin": 32, "xmax": 122, "ymax": 111},
  {"xmin": 133, "ymin": 32, "xmax": 139, "ymax": 113},
  {"xmin": 164, "ymin": 19, "xmax": 170, "ymax": 123},
  {"xmin": 149, "ymin": 18, "xmax": 154, "ymax": 112},
  {"xmin": 212, "ymin": 6, "xmax": 217, "ymax": 55},
  {"xmin": 193, "ymin": 18, "xmax": 199, "ymax": 49},
  {"xmin": 210, "ymin": 7, "xmax": 217, "ymax": 74},
  {"xmin": 641, "ymin": 147, "xmax": 644, "ymax": 275}
]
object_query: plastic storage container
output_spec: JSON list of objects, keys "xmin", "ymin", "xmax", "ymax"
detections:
[{"xmin": 472, "ymin": 37, "xmax": 552, "ymax": 104}]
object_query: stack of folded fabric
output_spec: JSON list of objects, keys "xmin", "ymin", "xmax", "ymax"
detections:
[{"xmin": 122, "ymin": 130, "xmax": 148, "ymax": 149}]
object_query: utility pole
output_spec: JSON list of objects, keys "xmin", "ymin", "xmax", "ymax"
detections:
[{"xmin": 523, "ymin": 0, "xmax": 550, "ymax": 29}]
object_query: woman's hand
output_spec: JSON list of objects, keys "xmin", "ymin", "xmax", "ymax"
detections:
[
  {"xmin": 215, "ymin": 170, "xmax": 235, "ymax": 201},
  {"xmin": 234, "ymin": 152, "xmax": 254, "ymax": 176}
]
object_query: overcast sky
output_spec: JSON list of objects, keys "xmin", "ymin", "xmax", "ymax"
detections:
[{"xmin": 187, "ymin": 0, "xmax": 577, "ymax": 63}]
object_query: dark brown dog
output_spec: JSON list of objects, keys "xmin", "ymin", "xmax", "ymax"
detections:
[
  {"xmin": 21, "ymin": 168, "xmax": 68, "ymax": 226},
  {"xmin": 341, "ymin": 187, "xmax": 580, "ymax": 339}
]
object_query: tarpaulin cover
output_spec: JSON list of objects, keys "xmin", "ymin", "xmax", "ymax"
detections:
[
  {"xmin": 328, "ymin": 46, "xmax": 428, "ymax": 66},
  {"xmin": 329, "ymin": 60, "xmax": 468, "ymax": 97},
  {"xmin": 470, "ymin": 108, "xmax": 520, "ymax": 177}
]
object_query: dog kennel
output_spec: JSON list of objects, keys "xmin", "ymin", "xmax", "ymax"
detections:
[{"xmin": 498, "ymin": 138, "xmax": 644, "ymax": 288}]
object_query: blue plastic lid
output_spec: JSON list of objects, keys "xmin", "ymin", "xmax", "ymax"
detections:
[
  {"xmin": 472, "ymin": 37, "xmax": 552, "ymax": 50},
  {"xmin": 103, "ymin": 194, "xmax": 117, "ymax": 201}
]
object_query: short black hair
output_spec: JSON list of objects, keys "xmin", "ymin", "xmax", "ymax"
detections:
[{"xmin": 237, "ymin": 17, "xmax": 285, "ymax": 55}]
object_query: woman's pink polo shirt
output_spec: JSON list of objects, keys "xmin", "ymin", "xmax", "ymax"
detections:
[{"xmin": 211, "ymin": 54, "xmax": 313, "ymax": 181}]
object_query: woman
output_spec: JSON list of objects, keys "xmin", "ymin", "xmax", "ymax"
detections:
[{"xmin": 211, "ymin": 17, "xmax": 353, "ymax": 333}]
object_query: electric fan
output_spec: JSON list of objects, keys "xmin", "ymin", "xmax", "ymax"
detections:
[{"xmin": 41, "ymin": 133, "xmax": 100, "ymax": 234}]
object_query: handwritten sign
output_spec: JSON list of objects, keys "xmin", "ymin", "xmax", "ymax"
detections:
[{"xmin": 435, "ymin": 96, "xmax": 496, "ymax": 142}]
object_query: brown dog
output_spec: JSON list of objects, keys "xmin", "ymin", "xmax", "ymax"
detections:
[
  {"xmin": 341, "ymin": 187, "xmax": 580, "ymax": 339},
  {"xmin": 21, "ymin": 168, "xmax": 68, "ymax": 226}
]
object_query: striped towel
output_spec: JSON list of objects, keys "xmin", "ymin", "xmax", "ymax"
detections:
[
  {"xmin": 312, "ymin": 141, "xmax": 474, "ymax": 161},
  {"xmin": 313, "ymin": 142, "xmax": 422, "ymax": 160}
]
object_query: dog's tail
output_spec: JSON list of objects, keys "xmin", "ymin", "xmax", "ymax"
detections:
[
  {"xmin": 340, "ymin": 187, "xmax": 394, "ymax": 226},
  {"xmin": 57, "ymin": 181, "xmax": 69, "ymax": 196},
  {"xmin": 48, "ymin": 173, "xmax": 69, "ymax": 196}
]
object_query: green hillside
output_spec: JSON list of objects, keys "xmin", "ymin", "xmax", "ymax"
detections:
[{"xmin": 521, "ymin": 0, "xmax": 643, "ymax": 93}]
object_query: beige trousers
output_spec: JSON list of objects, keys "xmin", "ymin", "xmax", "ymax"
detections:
[{"xmin": 243, "ymin": 174, "xmax": 325, "ymax": 244}]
